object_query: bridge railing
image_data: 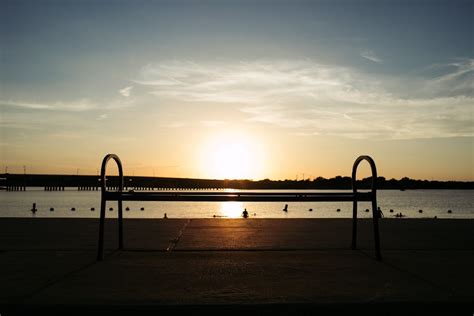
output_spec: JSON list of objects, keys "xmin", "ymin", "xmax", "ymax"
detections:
[{"xmin": 97, "ymin": 154, "xmax": 382, "ymax": 261}]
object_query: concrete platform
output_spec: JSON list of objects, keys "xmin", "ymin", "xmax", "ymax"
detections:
[{"xmin": 0, "ymin": 218, "xmax": 473, "ymax": 315}]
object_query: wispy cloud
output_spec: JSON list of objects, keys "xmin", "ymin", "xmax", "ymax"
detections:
[
  {"xmin": 421, "ymin": 58, "xmax": 474, "ymax": 97},
  {"xmin": 119, "ymin": 86, "xmax": 133, "ymax": 97},
  {"xmin": 360, "ymin": 50, "xmax": 383, "ymax": 63},
  {"xmin": 134, "ymin": 59, "xmax": 473, "ymax": 139},
  {"xmin": 97, "ymin": 114, "xmax": 108, "ymax": 120},
  {"xmin": 0, "ymin": 99, "xmax": 96, "ymax": 111},
  {"xmin": 241, "ymin": 97, "xmax": 473, "ymax": 139},
  {"xmin": 1, "ymin": 98, "xmax": 134, "ymax": 112},
  {"xmin": 0, "ymin": 122, "xmax": 42, "ymax": 130},
  {"xmin": 135, "ymin": 60, "xmax": 371, "ymax": 104}
]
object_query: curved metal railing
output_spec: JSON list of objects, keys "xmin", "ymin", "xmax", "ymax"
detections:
[
  {"xmin": 97, "ymin": 154, "xmax": 124, "ymax": 261},
  {"xmin": 351, "ymin": 155, "xmax": 381, "ymax": 260},
  {"xmin": 97, "ymin": 154, "xmax": 382, "ymax": 261}
]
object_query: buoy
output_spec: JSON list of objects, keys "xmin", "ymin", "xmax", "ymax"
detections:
[
  {"xmin": 109, "ymin": 207, "xmax": 113, "ymax": 211},
  {"xmin": 71, "ymin": 207, "xmax": 76, "ymax": 211},
  {"xmin": 140, "ymin": 207, "xmax": 145, "ymax": 211},
  {"xmin": 448, "ymin": 210, "xmax": 452, "ymax": 214},
  {"xmin": 419, "ymin": 209, "xmax": 423, "ymax": 213},
  {"xmin": 336, "ymin": 208, "xmax": 341, "ymax": 212},
  {"xmin": 126, "ymin": 207, "xmax": 130, "ymax": 211},
  {"xmin": 91, "ymin": 207, "xmax": 95, "ymax": 211},
  {"xmin": 389, "ymin": 209, "xmax": 394, "ymax": 213},
  {"xmin": 309, "ymin": 208, "xmax": 313, "ymax": 212},
  {"xmin": 50, "ymin": 207, "xmax": 54, "ymax": 211},
  {"xmin": 365, "ymin": 209, "xmax": 369, "ymax": 213}
]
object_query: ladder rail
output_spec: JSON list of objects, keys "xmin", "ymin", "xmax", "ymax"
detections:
[{"xmin": 97, "ymin": 154, "xmax": 382, "ymax": 261}]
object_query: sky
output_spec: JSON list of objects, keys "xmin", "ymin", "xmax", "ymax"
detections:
[{"xmin": 1, "ymin": 0, "xmax": 473, "ymax": 180}]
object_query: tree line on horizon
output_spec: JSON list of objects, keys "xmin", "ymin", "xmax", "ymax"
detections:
[
  {"xmin": 223, "ymin": 176, "xmax": 473, "ymax": 190},
  {"xmin": 1, "ymin": 174, "xmax": 472, "ymax": 190}
]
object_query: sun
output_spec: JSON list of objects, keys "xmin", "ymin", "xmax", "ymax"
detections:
[
  {"xmin": 201, "ymin": 134, "xmax": 264, "ymax": 179},
  {"xmin": 212, "ymin": 142, "xmax": 252, "ymax": 179}
]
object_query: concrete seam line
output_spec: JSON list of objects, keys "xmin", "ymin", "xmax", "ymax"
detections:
[{"xmin": 166, "ymin": 219, "xmax": 191, "ymax": 252}]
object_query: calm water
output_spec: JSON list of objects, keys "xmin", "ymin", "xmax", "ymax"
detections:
[{"xmin": 1, "ymin": 189, "xmax": 472, "ymax": 219}]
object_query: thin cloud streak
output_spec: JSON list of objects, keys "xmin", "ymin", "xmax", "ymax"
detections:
[
  {"xmin": 1, "ymin": 98, "xmax": 134, "ymax": 112},
  {"xmin": 0, "ymin": 99, "xmax": 96, "ymax": 111},
  {"xmin": 360, "ymin": 50, "xmax": 383, "ymax": 63},
  {"xmin": 119, "ymin": 86, "xmax": 133, "ymax": 97},
  {"xmin": 422, "ymin": 58, "xmax": 474, "ymax": 97}
]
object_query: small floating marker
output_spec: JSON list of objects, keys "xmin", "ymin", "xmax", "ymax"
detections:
[
  {"xmin": 109, "ymin": 207, "xmax": 113, "ymax": 211},
  {"xmin": 140, "ymin": 207, "xmax": 145, "ymax": 211},
  {"xmin": 389, "ymin": 209, "xmax": 394, "ymax": 213},
  {"xmin": 418, "ymin": 209, "xmax": 423, "ymax": 213},
  {"xmin": 126, "ymin": 207, "xmax": 130, "ymax": 211},
  {"xmin": 448, "ymin": 210, "xmax": 452, "ymax": 214},
  {"xmin": 91, "ymin": 207, "xmax": 95, "ymax": 211},
  {"xmin": 71, "ymin": 207, "xmax": 76, "ymax": 211},
  {"xmin": 365, "ymin": 209, "xmax": 369, "ymax": 213},
  {"xmin": 336, "ymin": 208, "xmax": 341, "ymax": 212},
  {"xmin": 50, "ymin": 207, "xmax": 54, "ymax": 211},
  {"xmin": 309, "ymin": 208, "xmax": 313, "ymax": 212}
]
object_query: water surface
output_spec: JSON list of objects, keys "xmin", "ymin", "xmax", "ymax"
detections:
[{"xmin": 1, "ymin": 189, "xmax": 472, "ymax": 219}]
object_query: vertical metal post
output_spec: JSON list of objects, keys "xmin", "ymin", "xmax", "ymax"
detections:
[
  {"xmin": 118, "ymin": 160, "xmax": 124, "ymax": 250},
  {"xmin": 351, "ymin": 199, "xmax": 357, "ymax": 249},
  {"xmin": 118, "ymin": 195, "xmax": 123, "ymax": 249},
  {"xmin": 97, "ymin": 193, "xmax": 106, "ymax": 261},
  {"xmin": 372, "ymin": 194, "xmax": 382, "ymax": 260}
]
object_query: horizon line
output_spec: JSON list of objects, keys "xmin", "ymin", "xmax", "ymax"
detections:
[{"xmin": 1, "ymin": 173, "xmax": 473, "ymax": 183}]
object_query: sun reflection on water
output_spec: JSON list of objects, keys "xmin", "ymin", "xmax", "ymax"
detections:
[{"xmin": 219, "ymin": 201, "xmax": 244, "ymax": 218}]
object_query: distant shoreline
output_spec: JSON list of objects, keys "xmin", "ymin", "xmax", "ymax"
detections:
[{"xmin": 1, "ymin": 173, "xmax": 473, "ymax": 191}]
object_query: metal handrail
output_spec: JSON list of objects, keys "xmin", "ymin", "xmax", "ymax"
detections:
[
  {"xmin": 97, "ymin": 154, "xmax": 382, "ymax": 261},
  {"xmin": 97, "ymin": 154, "xmax": 124, "ymax": 261},
  {"xmin": 351, "ymin": 155, "xmax": 381, "ymax": 260}
]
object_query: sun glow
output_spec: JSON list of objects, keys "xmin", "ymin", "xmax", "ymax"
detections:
[
  {"xmin": 219, "ymin": 201, "xmax": 244, "ymax": 218},
  {"xmin": 201, "ymin": 133, "xmax": 264, "ymax": 179},
  {"xmin": 212, "ymin": 142, "xmax": 251, "ymax": 179}
]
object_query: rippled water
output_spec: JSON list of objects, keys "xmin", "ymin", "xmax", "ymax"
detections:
[{"xmin": 1, "ymin": 188, "xmax": 472, "ymax": 219}]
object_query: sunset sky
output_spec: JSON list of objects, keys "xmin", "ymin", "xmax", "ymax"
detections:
[{"xmin": 1, "ymin": 0, "xmax": 473, "ymax": 180}]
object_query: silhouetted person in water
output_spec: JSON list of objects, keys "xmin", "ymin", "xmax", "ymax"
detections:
[
  {"xmin": 377, "ymin": 207, "xmax": 384, "ymax": 218},
  {"xmin": 283, "ymin": 204, "xmax": 288, "ymax": 212},
  {"xmin": 242, "ymin": 208, "xmax": 249, "ymax": 218},
  {"xmin": 163, "ymin": 213, "xmax": 168, "ymax": 219}
]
